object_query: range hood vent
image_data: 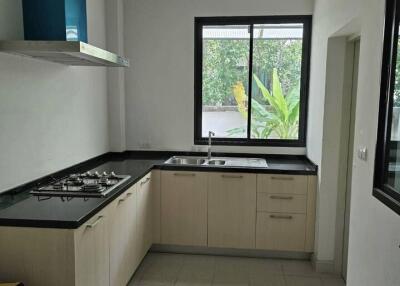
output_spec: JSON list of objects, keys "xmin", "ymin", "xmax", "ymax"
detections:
[
  {"xmin": 0, "ymin": 0, "xmax": 129, "ymax": 67},
  {"xmin": 0, "ymin": 41, "xmax": 129, "ymax": 67}
]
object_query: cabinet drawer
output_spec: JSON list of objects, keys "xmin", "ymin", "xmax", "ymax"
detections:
[
  {"xmin": 256, "ymin": 212, "xmax": 306, "ymax": 251},
  {"xmin": 257, "ymin": 174, "xmax": 308, "ymax": 195},
  {"xmin": 257, "ymin": 193, "xmax": 307, "ymax": 213}
]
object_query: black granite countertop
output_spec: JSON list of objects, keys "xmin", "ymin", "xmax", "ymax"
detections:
[{"xmin": 0, "ymin": 151, "xmax": 317, "ymax": 229}]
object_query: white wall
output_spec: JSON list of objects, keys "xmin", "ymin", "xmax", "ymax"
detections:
[
  {"xmin": 123, "ymin": 0, "xmax": 313, "ymax": 154},
  {"xmin": 0, "ymin": 0, "xmax": 109, "ymax": 192},
  {"xmin": 106, "ymin": 0, "xmax": 127, "ymax": 152},
  {"xmin": 308, "ymin": 0, "xmax": 400, "ymax": 284}
]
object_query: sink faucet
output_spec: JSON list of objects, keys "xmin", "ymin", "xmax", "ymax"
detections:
[{"xmin": 208, "ymin": 131, "xmax": 215, "ymax": 160}]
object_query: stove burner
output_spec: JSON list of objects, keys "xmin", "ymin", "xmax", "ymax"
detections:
[
  {"xmin": 65, "ymin": 180, "xmax": 84, "ymax": 187},
  {"xmin": 53, "ymin": 183, "xmax": 63, "ymax": 190},
  {"xmin": 82, "ymin": 183, "xmax": 103, "ymax": 192},
  {"xmin": 30, "ymin": 171, "xmax": 131, "ymax": 198},
  {"xmin": 92, "ymin": 171, "xmax": 101, "ymax": 179},
  {"xmin": 99, "ymin": 176, "xmax": 112, "ymax": 185}
]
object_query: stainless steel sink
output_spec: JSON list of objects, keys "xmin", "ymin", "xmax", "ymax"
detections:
[
  {"xmin": 208, "ymin": 159, "xmax": 226, "ymax": 166},
  {"xmin": 164, "ymin": 156, "xmax": 267, "ymax": 168},
  {"xmin": 167, "ymin": 157, "xmax": 206, "ymax": 165}
]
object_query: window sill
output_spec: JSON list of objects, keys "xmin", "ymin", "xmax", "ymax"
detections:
[{"xmin": 194, "ymin": 138, "xmax": 306, "ymax": 147}]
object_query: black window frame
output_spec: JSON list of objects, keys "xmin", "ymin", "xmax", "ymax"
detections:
[
  {"xmin": 194, "ymin": 15, "xmax": 312, "ymax": 147},
  {"xmin": 373, "ymin": 0, "xmax": 400, "ymax": 215}
]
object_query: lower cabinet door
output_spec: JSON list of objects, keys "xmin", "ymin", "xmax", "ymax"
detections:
[
  {"xmin": 208, "ymin": 173, "xmax": 257, "ymax": 249},
  {"xmin": 74, "ymin": 208, "xmax": 110, "ymax": 286},
  {"xmin": 109, "ymin": 185, "xmax": 138, "ymax": 286},
  {"xmin": 161, "ymin": 171, "xmax": 208, "ymax": 246},
  {"xmin": 256, "ymin": 212, "xmax": 306, "ymax": 251},
  {"xmin": 137, "ymin": 173, "xmax": 153, "ymax": 260}
]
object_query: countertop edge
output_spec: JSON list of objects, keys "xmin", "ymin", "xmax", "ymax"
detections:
[{"xmin": 0, "ymin": 151, "xmax": 318, "ymax": 229}]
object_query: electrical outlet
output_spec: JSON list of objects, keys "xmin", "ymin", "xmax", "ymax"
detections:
[
  {"xmin": 139, "ymin": 142, "xmax": 151, "ymax": 149},
  {"xmin": 357, "ymin": 147, "xmax": 368, "ymax": 161}
]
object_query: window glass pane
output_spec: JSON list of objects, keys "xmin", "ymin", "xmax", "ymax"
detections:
[
  {"xmin": 250, "ymin": 24, "xmax": 303, "ymax": 139},
  {"xmin": 386, "ymin": 26, "xmax": 400, "ymax": 192},
  {"xmin": 202, "ymin": 25, "xmax": 250, "ymax": 138}
]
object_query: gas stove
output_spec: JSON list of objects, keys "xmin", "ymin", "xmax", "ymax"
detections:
[{"xmin": 30, "ymin": 171, "xmax": 131, "ymax": 198}]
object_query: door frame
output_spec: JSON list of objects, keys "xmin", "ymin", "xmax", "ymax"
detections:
[{"xmin": 333, "ymin": 37, "xmax": 360, "ymax": 280}]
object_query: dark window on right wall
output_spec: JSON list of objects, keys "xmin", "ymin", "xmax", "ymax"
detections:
[{"xmin": 374, "ymin": 0, "xmax": 400, "ymax": 215}]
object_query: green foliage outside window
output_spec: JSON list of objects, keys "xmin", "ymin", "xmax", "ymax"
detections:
[
  {"xmin": 394, "ymin": 41, "xmax": 400, "ymax": 107},
  {"xmin": 202, "ymin": 39, "xmax": 302, "ymax": 106},
  {"xmin": 227, "ymin": 69, "xmax": 300, "ymax": 139},
  {"xmin": 202, "ymin": 39, "xmax": 249, "ymax": 105}
]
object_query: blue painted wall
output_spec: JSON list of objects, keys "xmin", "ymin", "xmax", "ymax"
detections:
[{"xmin": 22, "ymin": 0, "xmax": 87, "ymax": 42}]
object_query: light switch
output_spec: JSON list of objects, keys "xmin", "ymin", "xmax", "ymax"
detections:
[{"xmin": 358, "ymin": 147, "xmax": 368, "ymax": 161}]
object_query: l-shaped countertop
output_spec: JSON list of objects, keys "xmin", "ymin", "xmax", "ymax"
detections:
[{"xmin": 0, "ymin": 151, "xmax": 317, "ymax": 229}]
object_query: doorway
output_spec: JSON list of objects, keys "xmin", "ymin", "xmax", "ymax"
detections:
[{"xmin": 341, "ymin": 39, "xmax": 360, "ymax": 280}]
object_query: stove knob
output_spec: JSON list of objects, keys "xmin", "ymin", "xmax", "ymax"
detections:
[
  {"xmin": 110, "ymin": 171, "xmax": 117, "ymax": 178},
  {"xmin": 86, "ymin": 171, "xmax": 92, "ymax": 177},
  {"xmin": 94, "ymin": 171, "xmax": 100, "ymax": 178},
  {"xmin": 102, "ymin": 171, "xmax": 108, "ymax": 177}
]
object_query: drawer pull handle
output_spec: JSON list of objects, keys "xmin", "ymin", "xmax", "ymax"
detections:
[
  {"xmin": 270, "ymin": 195, "xmax": 293, "ymax": 200},
  {"xmin": 221, "ymin": 174, "xmax": 243, "ymax": 179},
  {"xmin": 269, "ymin": 214, "xmax": 293, "ymax": 220},
  {"xmin": 141, "ymin": 177, "xmax": 151, "ymax": 185},
  {"xmin": 271, "ymin": 176, "xmax": 294, "ymax": 181},
  {"xmin": 174, "ymin": 173, "xmax": 196, "ymax": 177},
  {"xmin": 126, "ymin": 192, "xmax": 133, "ymax": 197},
  {"xmin": 118, "ymin": 198, "xmax": 126, "ymax": 204},
  {"xmin": 86, "ymin": 216, "xmax": 104, "ymax": 228}
]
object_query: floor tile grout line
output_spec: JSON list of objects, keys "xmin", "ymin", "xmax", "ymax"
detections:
[
  {"xmin": 130, "ymin": 253, "xmax": 345, "ymax": 286},
  {"xmin": 210, "ymin": 257, "xmax": 216, "ymax": 286}
]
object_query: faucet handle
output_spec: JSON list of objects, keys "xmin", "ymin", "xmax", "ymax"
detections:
[{"xmin": 209, "ymin": 131, "xmax": 215, "ymax": 137}]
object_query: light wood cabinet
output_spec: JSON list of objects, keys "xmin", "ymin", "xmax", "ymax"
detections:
[
  {"xmin": 0, "ymin": 169, "xmax": 317, "ymax": 286},
  {"xmin": 0, "ymin": 171, "xmax": 156, "ymax": 286},
  {"xmin": 256, "ymin": 174, "xmax": 316, "ymax": 252},
  {"xmin": 74, "ymin": 208, "xmax": 110, "ymax": 286},
  {"xmin": 0, "ymin": 227, "xmax": 75, "ymax": 286},
  {"xmin": 109, "ymin": 185, "xmax": 138, "ymax": 286},
  {"xmin": 137, "ymin": 172, "xmax": 153, "ymax": 260},
  {"xmin": 161, "ymin": 171, "xmax": 208, "ymax": 246},
  {"xmin": 151, "ymin": 170, "xmax": 161, "ymax": 244},
  {"xmin": 256, "ymin": 212, "xmax": 306, "ymax": 251},
  {"xmin": 257, "ymin": 193, "xmax": 307, "ymax": 214},
  {"xmin": 257, "ymin": 174, "xmax": 308, "ymax": 195},
  {"xmin": 207, "ymin": 173, "xmax": 257, "ymax": 249},
  {"xmin": 305, "ymin": 176, "xmax": 317, "ymax": 252},
  {"xmin": 0, "ymin": 209, "xmax": 111, "ymax": 286}
]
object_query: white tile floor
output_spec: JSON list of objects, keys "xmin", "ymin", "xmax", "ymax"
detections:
[{"xmin": 128, "ymin": 253, "xmax": 346, "ymax": 286}]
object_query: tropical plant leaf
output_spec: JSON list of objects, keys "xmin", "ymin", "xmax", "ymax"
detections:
[
  {"xmin": 227, "ymin": 70, "xmax": 300, "ymax": 140},
  {"xmin": 226, "ymin": 127, "xmax": 246, "ymax": 136},
  {"xmin": 288, "ymin": 101, "xmax": 300, "ymax": 124},
  {"xmin": 286, "ymin": 83, "xmax": 300, "ymax": 111},
  {"xmin": 272, "ymin": 68, "xmax": 289, "ymax": 121},
  {"xmin": 253, "ymin": 74, "xmax": 281, "ymax": 114},
  {"xmin": 232, "ymin": 81, "xmax": 248, "ymax": 119},
  {"xmin": 251, "ymin": 99, "xmax": 269, "ymax": 117},
  {"xmin": 261, "ymin": 125, "xmax": 274, "ymax": 138}
]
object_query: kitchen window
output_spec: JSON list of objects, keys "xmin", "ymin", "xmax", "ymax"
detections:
[
  {"xmin": 374, "ymin": 0, "xmax": 400, "ymax": 215},
  {"xmin": 194, "ymin": 16, "xmax": 312, "ymax": 146}
]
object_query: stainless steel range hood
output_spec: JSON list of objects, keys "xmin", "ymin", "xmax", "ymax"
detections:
[{"xmin": 0, "ymin": 41, "xmax": 129, "ymax": 67}]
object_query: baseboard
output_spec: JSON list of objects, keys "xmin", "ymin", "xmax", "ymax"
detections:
[
  {"xmin": 150, "ymin": 244, "xmax": 312, "ymax": 260},
  {"xmin": 311, "ymin": 256, "xmax": 336, "ymax": 273}
]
